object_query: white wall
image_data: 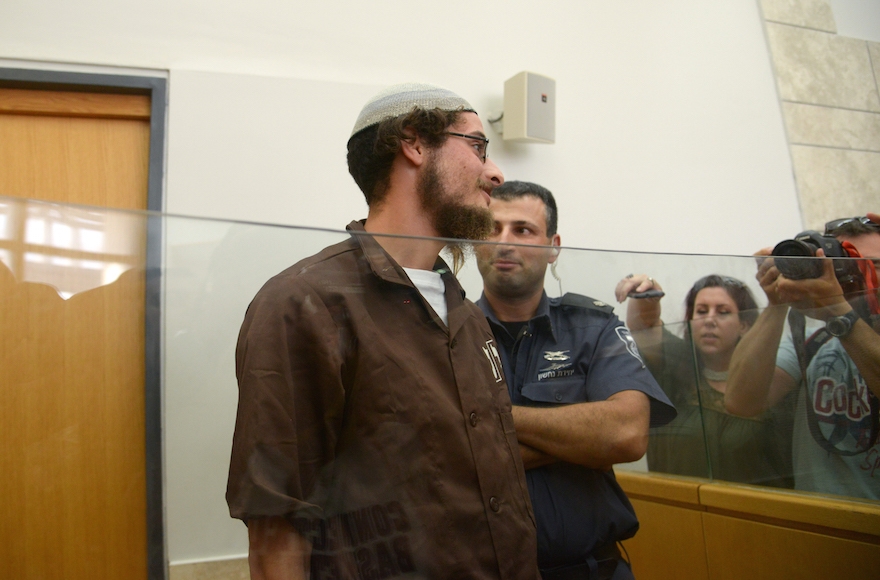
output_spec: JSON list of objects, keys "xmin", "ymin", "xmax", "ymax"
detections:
[
  {"xmin": 1, "ymin": 0, "xmax": 807, "ymax": 565},
  {"xmin": 166, "ymin": 71, "xmax": 380, "ymax": 229},
  {"xmin": 831, "ymin": 0, "xmax": 880, "ymax": 42},
  {"xmin": 2, "ymin": 0, "xmax": 802, "ymax": 254},
  {"xmin": 162, "ymin": 1, "xmax": 804, "ymax": 254}
]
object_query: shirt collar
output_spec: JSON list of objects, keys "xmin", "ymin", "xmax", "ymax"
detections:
[
  {"xmin": 476, "ymin": 290, "xmax": 556, "ymax": 341},
  {"xmin": 346, "ymin": 219, "xmax": 465, "ymax": 300}
]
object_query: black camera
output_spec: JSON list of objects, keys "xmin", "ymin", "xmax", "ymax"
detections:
[{"xmin": 772, "ymin": 230, "xmax": 861, "ymax": 284}]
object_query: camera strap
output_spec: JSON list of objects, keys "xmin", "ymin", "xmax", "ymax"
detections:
[
  {"xmin": 839, "ymin": 240, "xmax": 880, "ymax": 315},
  {"xmin": 790, "ymin": 308, "xmax": 880, "ymax": 456}
]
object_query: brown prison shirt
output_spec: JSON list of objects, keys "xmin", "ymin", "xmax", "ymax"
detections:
[{"xmin": 227, "ymin": 220, "xmax": 539, "ymax": 579}]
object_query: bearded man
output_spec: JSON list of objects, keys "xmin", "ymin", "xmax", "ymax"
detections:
[{"xmin": 226, "ymin": 84, "xmax": 540, "ymax": 580}]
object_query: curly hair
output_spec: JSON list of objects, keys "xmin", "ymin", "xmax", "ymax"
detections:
[{"xmin": 346, "ymin": 107, "xmax": 463, "ymax": 206}]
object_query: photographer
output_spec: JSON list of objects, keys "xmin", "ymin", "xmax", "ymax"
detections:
[{"xmin": 725, "ymin": 216, "xmax": 880, "ymax": 500}]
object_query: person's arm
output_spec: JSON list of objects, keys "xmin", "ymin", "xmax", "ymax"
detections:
[
  {"xmin": 725, "ymin": 249, "xmax": 797, "ymax": 417},
  {"xmin": 511, "ymin": 389, "xmax": 650, "ymax": 471},
  {"xmin": 726, "ymin": 306, "xmax": 797, "ymax": 416},
  {"xmin": 247, "ymin": 516, "xmax": 311, "ymax": 580},
  {"xmin": 518, "ymin": 443, "xmax": 557, "ymax": 470},
  {"xmin": 230, "ymin": 282, "xmax": 341, "ymax": 580},
  {"xmin": 615, "ymin": 274, "xmax": 664, "ymax": 367}
]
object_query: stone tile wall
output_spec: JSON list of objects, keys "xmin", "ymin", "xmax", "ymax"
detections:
[{"xmin": 760, "ymin": 0, "xmax": 880, "ymax": 231}]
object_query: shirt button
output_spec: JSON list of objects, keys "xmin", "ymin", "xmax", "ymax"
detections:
[
  {"xmin": 450, "ymin": 338, "xmax": 457, "ymax": 348},
  {"xmin": 489, "ymin": 497, "xmax": 501, "ymax": 512},
  {"xmin": 469, "ymin": 412, "xmax": 478, "ymax": 426}
]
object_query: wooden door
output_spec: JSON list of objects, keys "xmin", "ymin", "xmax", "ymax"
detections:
[{"xmin": 0, "ymin": 88, "xmax": 151, "ymax": 580}]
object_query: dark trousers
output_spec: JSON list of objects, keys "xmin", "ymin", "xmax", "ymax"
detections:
[{"xmin": 539, "ymin": 544, "xmax": 633, "ymax": 580}]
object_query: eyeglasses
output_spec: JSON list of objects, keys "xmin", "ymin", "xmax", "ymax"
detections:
[
  {"xmin": 824, "ymin": 216, "xmax": 880, "ymax": 235},
  {"xmin": 445, "ymin": 132, "xmax": 489, "ymax": 162}
]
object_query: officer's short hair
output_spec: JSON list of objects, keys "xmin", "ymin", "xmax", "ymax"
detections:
[{"xmin": 491, "ymin": 180, "xmax": 558, "ymax": 236}]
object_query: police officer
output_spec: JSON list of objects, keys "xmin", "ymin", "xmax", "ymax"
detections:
[{"xmin": 475, "ymin": 181, "xmax": 676, "ymax": 580}]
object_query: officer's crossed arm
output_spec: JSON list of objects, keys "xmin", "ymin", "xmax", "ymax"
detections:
[
  {"xmin": 511, "ymin": 390, "xmax": 650, "ymax": 471},
  {"xmin": 517, "ymin": 443, "xmax": 556, "ymax": 470}
]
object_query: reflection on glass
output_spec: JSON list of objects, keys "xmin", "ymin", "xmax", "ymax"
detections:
[
  {"xmin": 642, "ymin": 319, "xmax": 796, "ymax": 487},
  {"xmin": 786, "ymin": 321, "xmax": 880, "ymax": 500},
  {"xmin": 627, "ymin": 274, "xmax": 795, "ymax": 487},
  {"xmin": 742, "ymin": 306, "xmax": 880, "ymax": 501},
  {"xmin": 721, "ymin": 226, "xmax": 880, "ymax": 502},
  {"xmin": 4, "ymin": 195, "xmax": 879, "ymax": 575},
  {"xmin": 25, "ymin": 215, "xmax": 46, "ymax": 244},
  {"xmin": 0, "ymin": 197, "xmax": 144, "ymax": 299},
  {"xmin": 1, "ymin": 195, "xmax": 150, "ymax": 578}
]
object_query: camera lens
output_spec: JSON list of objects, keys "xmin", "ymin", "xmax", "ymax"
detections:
[{"xmin": 772, "ymin": 239, "xmax": 823, "ymax": 279}]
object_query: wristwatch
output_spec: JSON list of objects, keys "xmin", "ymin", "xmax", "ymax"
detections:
[{"xmin": 826, "ymin": 309, "xmax": 859, "ymax": 338}]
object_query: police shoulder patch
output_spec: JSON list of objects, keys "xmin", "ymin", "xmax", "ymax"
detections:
[
  {"xmin": 559, "ymin": 292, "xmax": 614, "ymax": 315},
  {"xmin": 615, "ymin": 326, "xmax": 645, "ymax": 366}
]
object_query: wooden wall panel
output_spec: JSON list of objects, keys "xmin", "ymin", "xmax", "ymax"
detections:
[
  {"xmin": 618, "ymin": 471, "xmax": 880, "ymax": 580},
  {"xmin": 703, "ymin": 513, "xmax": 880, "ymax": 580},
  {"xmin": 617, "ymin": 471, "xmax": 710, "ymax": 580},
  {"xmin": 623, "ymin": 498, "xmax": 710, "ymax": 580},
  {"xmin": 699, "ymin": 483, "xmax": 880, "ymax": 538}
]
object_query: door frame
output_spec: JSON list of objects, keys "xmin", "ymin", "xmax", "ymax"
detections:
[{"xmin": 0, "ymin": 67, "xmax": 168, "ymax": 580}]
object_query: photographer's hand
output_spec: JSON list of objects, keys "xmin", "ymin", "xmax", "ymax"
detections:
[
  {"xmin": 776, "ymin": 249, "xmax": 850, "ymax": 320},
  {"xmin": 782, "ymin": 244, "xmax": 880, "ymax": 399},
  {"xmin": 754, "ymin": 247, "xmax": 786, "ymax": 306}
]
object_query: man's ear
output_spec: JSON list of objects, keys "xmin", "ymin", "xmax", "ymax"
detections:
[
  {"xmin": 399, "ymin": 129, "xmax": 427, "ymax": 167},
  {"xmin": 549, "ymin": 234, "xmax": 562, "ymax": 263}
]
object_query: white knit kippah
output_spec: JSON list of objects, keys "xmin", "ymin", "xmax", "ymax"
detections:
[{"xmin": 350, "ymin": 83, "xmax": 475, "ymax": 138}]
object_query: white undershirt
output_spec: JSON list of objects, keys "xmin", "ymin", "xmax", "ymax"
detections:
[{"xmin": 403, "ymin": 267, "xmax": 448, "ymax": 326}]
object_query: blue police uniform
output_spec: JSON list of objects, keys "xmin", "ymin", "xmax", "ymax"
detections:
[{"xmin": 477, "ymin": 292, "xmax": 676, "ymax": 579}]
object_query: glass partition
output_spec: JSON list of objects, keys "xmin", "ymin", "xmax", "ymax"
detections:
[
  {"xmin": 2, "ymin": 195, "xmax": 878, "ymax": 574},
  {"xmin": 634, "ymin": 316, "xmax": 797, "ymax": 488}
]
